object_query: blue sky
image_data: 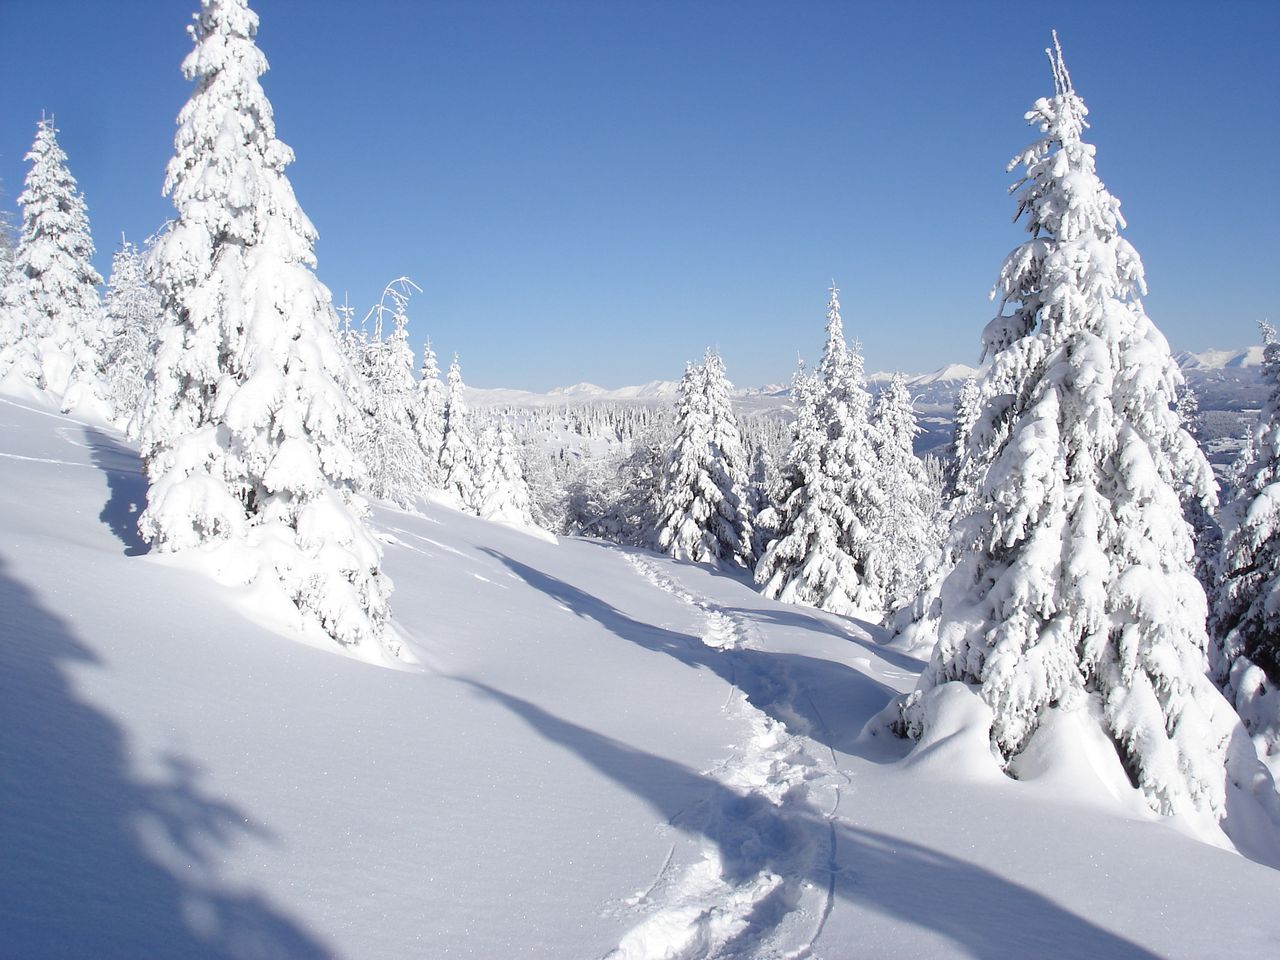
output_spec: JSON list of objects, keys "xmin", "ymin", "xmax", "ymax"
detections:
[{"xmin": 1, "ymin": 0, "xmax": 1276, "ymax": 390}]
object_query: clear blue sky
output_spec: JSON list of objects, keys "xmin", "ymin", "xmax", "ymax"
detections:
[{"xmin": 1, "ymin": 0, "xmax": 1276, "ymax": 390}]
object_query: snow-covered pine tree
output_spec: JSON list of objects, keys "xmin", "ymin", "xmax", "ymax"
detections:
[
  {"xmin": 869, "ymin": 373, "xmax": 934, "ymax": 615},
  {"xmin": 0, "ymin": 184, "xmax": 12, "ymax": 262},
  {"xmin": 1212, "ymin": 321, "xmax": 1280, "ymax": 748},
  {"xmin": 138, "ymin": 0, "xmax": 395, "ymax": 655},
  {"xmin": 897, "ymin": 35, "xmax": 1244, "ymax": 822},
  {"xmin": 746, "ymin": 442, "xmax": 774, "ymax": 559},
  {"xmin": 655, "ymin": 361, "xmax": 721, "ymax": 562},
  {"xmin": 948, "ymin": 375, "xmax": 982, "ymax": 500},
  {"xmin": 755, "ymin": 355, "xmax": 867, "ymax": 613},
  {"xmin": 821, "ymin": 288, "xmax": 887, "ymax": 614},
  {"xmin": 335, "ymin": 295, "xmax": 364, "ymax": 370},
  {"xmin": 652, "ymin": 354, "xmax": 753, "ymax": 566},
  {"xmin": 830, "ymin": 337, "xmax": 886, "ymax": 610},
  {"xmin": 102, "ymin": 236, "xmax": 164, "ymax": 427},
  {"xmin": 475, "ymin": 415, "xmax": 537, "ymax": 526},
  {"xmin": 755, "ymin": 288, "xmax": 884, "ymax": 614},
  {"xmin": 700, "ymin": 349, "xmax": 755, "ymax": 566},
  {"xmin": 439, "ymin": 354, "xmax": 479, "ymax": 510},
  {"xmin": 564, "ymin": 418, "xmax": 669, "ymax": 545},
  {"xmin": 612, "ymin": 423, "xmax": 670, "ymax": 545},
  {"xmin": 353, "ymin": 279, "xmax": 425, "ymax": 509},
  {"xmin": 0, "ymin": 179, "xmax": 24, "ymax": 380},
  {"xmin": 410, "ymin": 337, "xmax": 446, "ymax": 490},
  {"xmin": 1173, "ymin": 381, "xmax": 1222, "ymax": 595},
  {"xmin": 10, "ymin": 117, "xmax": 106, "ymax": 407}
]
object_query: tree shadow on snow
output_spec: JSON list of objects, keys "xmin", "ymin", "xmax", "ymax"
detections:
[
  {"xmin": 458, "ymin": 678, "xmax": 1162, "ymax": 960},
  {"xmin": 587, "ymin": 541, "xmax": 927, "ymax": 674},
  {"xmin": 725, "ymin": 603, "xmax": 927, "ymax": 673},
  {"xmin": 481, "ymin": 548, "xmax": 904, "ymax": 761},
  {"xmin": 83, "ymin": 426, "xmax": 148, "ymax": 557},
  {"xmin": 0, "ymin": 558, "xmax": 333, "ymax": 958}
]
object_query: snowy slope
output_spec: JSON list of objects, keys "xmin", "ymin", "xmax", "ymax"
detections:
[{"xmin": 2, "ymin": 390, "xmax": 1279, "ymax": 959}]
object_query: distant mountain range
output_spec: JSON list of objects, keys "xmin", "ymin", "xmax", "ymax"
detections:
[
  {"xmin": 468, "ymin": 361, "xmax": 984, "ymax": 409},
  {"xmin": 471, "ymin": 348, "xmax": 1263, "ymax": 410},
  {"xmin": 1175, "ymin": 346, "xmax": 1264, "ymax": 370},
  {"xmin": 469, "ymin": 348, "xmax": 1267, "ymax": 463}
]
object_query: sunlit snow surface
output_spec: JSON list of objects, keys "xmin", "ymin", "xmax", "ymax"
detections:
[{"xmin": 1, "ymin": 386, "xmax": 1277, "ymax": 959}]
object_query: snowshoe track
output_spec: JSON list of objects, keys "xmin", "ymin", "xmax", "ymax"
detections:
[{"xmin": 605, "ymin": 554, "xmax": 849, "ymax": 960}]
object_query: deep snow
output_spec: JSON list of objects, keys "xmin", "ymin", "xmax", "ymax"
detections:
[{"xmin": 1, "ymin": 388, "xmax": 1278, "ymax": 959}]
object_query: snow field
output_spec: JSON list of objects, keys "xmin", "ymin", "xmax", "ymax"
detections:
[{"xmin": 3, "ymin": 392, "xmax": 1280, "ymax": 958}]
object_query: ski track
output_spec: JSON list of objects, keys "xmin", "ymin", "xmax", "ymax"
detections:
[
  {"xmin": 606, "ymin": 553, "xmax": 851, "ymax": 960},
  {"xmin": 0, "ymin": 450, "xmax": 93, "ymax": 468}
]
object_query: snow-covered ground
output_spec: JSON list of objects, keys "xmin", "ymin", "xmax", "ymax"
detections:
[{"xmin": 2, "ymin": 388, "xmax": 1278, "ymax": 959}]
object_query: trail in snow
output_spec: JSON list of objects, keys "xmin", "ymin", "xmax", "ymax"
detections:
[{"xmin": 605, "ymin": 554, "xmax": 852, "ymax": 960}]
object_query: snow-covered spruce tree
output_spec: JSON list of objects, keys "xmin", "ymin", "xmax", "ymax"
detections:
[
  {"xmin": 564, "ymin": 419, "xmax": 669, "ymax": 545},
  {"xmin": 329, "ymin": 295, "xmax": 375, "ymax": 454},
  {"xmin": 1212, "ymin": 322, "xmax": 1280, "ymax": 746},
  {"xmin": 102, "ymin": 237, "xmax": 164, "ymax": 427},
  {"xmin": 746, "ymin": 442, "xmax": 774, "ymax": 559},
  {"xmin": 138, "ymin": 0, "xmax": 395, "ymax": 654},
  {"xmin": 410, "ymin": 337, "xmax": 446, "ymax": 490},
  {"xmin": 11, "ymin": 117, "xmax": 106, "ymax": 406},
  {"xmin": 755, "ymin": 358, "xmax": 867, "ymax": 613},
  {"xmin": 335, "ymin": 296, "xmax": 364, "ymax": 370},
  {"xmin": 869, "ymin": 373, "xmax": 934, "ymax": 615},
  {"xmin": 0, "ymin": 180, "xmax": 24, "ymax": 378},
  {"xmin": 758, "ymin": 286, "xmax": 884, "ymax": 614},
  {"xmin": 948, "ymin": 375, "xmax": 982, "ymax": 500},
  {"xmin": 655, "ymin": 361, "xmax": 719, "ymax": 562},
  {"xmin": 438, "ymin": 354, "xmax": 479, "ymax": 510},
  {"xmin": 820, "ymin": 292, "xmax": 886, "ymax": 614},
  {"xmin": 896, "ymin": 36, "xmax": 1245, "ymax": 822},
  {"xmin": 0, "ymin": 185, "xmax": 12, "ymax": 262},
  {"xmin": 611, "ymin": 424, "xmax": 669, "ymax": 545},
  {"xmin": 475, "ymin": 416, "xmax": 537, "ymax": 526},
  {"xmin": 654, "ymin": 354, "xmax": 753, "ymax": 566},
  {"xmin": 1173, "ymin": 381, "xmax": 1221, "ymax": 596},
  {"xmin": 353, "ymin": 279, "xmax": 425, "ymax": 509},
  {"xmin": 700, "ymin": 349, "xmax": 755, "ymax": 566}
]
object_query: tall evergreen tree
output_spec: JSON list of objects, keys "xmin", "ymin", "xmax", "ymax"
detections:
[
  {"xmin": 439, "ymin": 354, "xmax": 479, "ymax": 510},
  {"xmin": 354, "ymin": 280, "xmax": 425, "ymax": 509},
  {"xmin": 746, "ymin": 442, "xmax": 774, "ymax": 559},
  {"xmin": 818, "ymin": 291, "xmax": 884, "ymax": 613},
  {"xmin": 411, "ymin": 337, "xmax": 446, "ymax": 490},
  {"xmin": 0, "ymin": 178, "xmax": 25, "ymax": 379},
  {"xmin": 1212, "ymin": 321, "xmax": 1280, "ymax": 746},
  {"xmin": 897, "ymin": 35, "xmax": 1246, "ymax": 822},
  {"xmin": 1173, "ymin": 381, "xmax": 1222, "ymax": 596},
  {"xmin": 755, "ymin": 363, "xmax": 863, "ymax": 611},
  {"xmin": 138, "ymin": 0, "xmax": 395, "ymax": 654},
  {"xmin": 0, "ymin": 183, "xmax": 12, "ymax": 263},
  {"xmin": 948, "ymin": 375, "xmax": 982, "ymax": 500},
  {"xmin": 755, "ymin": 287, "xmax": 882, "ymax": 614},
  {"xmin": 869, "ymin": 373, "xmax": 934, "ymax": 614},
  {"xmin": 103, "ymin": 237, "xmax": 164, "ymax": 426},
  {"xmin": 700, "ymin": 349, "xmax": 755, "ymax": 566},
  {"xmin": 9, "ymin": 118, "xmax": 105, "ymax": 405},
  {"xmin": 475, "ymin": 416, "xmax": 537, "ymax": 526},
  {"xmin": 655, "ymin": 361, "xmax": 720, "ymax": 562},
  {"xmin": 652, "ymin": 353, "xmax": 753, "ymax": 566}
]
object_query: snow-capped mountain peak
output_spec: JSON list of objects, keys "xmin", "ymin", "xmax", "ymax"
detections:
[{"xmin": 1176, "ymin": 346, "xmax": 1264, "ymax": 370}]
